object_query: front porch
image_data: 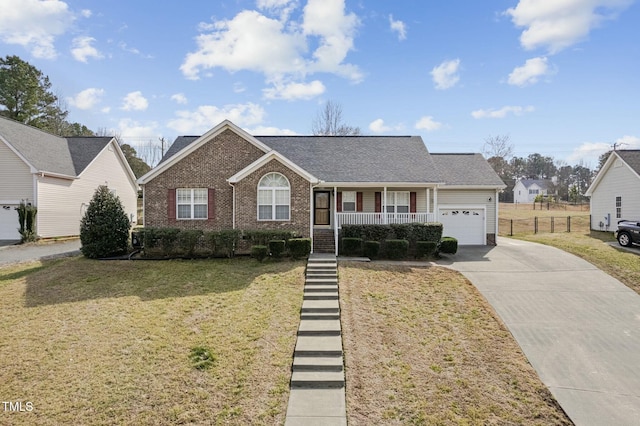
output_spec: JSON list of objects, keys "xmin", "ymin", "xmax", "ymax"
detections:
[{"xmin": 336, "ymin": 212, "xmax": 435, "ymax": 227}]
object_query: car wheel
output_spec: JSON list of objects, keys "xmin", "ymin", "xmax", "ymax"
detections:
[{"xmin": 618, "ymin": 232, "xmax": 632, "ymax": 247}]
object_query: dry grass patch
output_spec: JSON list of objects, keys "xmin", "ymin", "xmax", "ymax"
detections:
[
  {"xmin": 516, "ymin": 232, "xmax": 640, "ymax": 295},
  {"xmin": 0, "ymin": 257, "xmax": 304, "ymax": 425},
  {"xmin": 340, "ymin": 262, "xmax": 571, "ymax": 425}
]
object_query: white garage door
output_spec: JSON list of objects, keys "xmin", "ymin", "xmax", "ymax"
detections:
[
  {"xmin": 0, "ymin": 205, "xmax": 20, "ymax": 240},
  {"xmin": 438, "ymin": 207, "xmax": 485, "ymax": 245}
]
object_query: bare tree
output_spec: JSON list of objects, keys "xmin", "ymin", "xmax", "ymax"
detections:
[
  {"xmin": 311, "ymin": 100, "xmax": 360, "ymax": 136},
  {"xmin": 482, "ymin": 134, "xmax": 514, "ymax": 159}
]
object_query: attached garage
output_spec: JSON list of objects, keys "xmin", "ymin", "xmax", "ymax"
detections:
[
  {"xmin": 438, "ymin": 205, "xmax": 486, "ymax": 245},
  {"xmin": 0, "ymin": 204, "xmax": 20, "ymax": 240}
]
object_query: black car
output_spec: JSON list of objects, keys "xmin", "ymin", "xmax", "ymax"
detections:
[{"xmin": 615, "ymin": 220, "xmax": 640, "ymax": 247}]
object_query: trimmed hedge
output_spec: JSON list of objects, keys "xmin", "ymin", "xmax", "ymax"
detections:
[
  {"xmin": 178, "ymin": 229, "xmax": 203, "ymax": 257},
  {"xmin": 385, "ymin": 239, "xmax": 409, "ymax": 260},
  {"xmin": 251, "ymin": 245, "xmax": 269, "ymax": 262},
  {"xmin": 416, "ymin": 241, "xmax": 437, "ymax": 259},
  {"xmin": 363, "ymin": 241, "xmax": 380, "ymax": 259},
  {"xmin": 440, "ymin": 237, "xmax": 458, "ymax": 254},
  {"xmin": 288, "ymin": 238, "xmax": 311, "ymax": 259},
  {"xmin": 244, "ymin": 230, "xmax": 297, "ymax": 245},
  {"xmin": 341, "ymin": 237, "xmax": 363, "ymax": 256},
  {"xmin": 341, "ymin": 223, "xmax": 443, "ymax": 245},
  {"xmin": 268, "ymin": 240, "xmax": 286, "ymax": 258}
]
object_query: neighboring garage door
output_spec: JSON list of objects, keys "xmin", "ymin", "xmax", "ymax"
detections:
[
  {"xmin": 438, "ymin": 207, "xmax": 485, "ymax": 245},
  {"xmin": 0, "ymin": 205, "xmax": 20, "ymax": 240}
]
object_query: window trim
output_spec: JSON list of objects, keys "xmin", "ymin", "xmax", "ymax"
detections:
[
  {"xmin": 176, "ymin": 188, "xmax": 208, "ymax": 220},
  {"xmin": 616, "ymin": 196, "xmax": 622, "ymax": 219},
  {"xmin": 257, "ymin": 172, "xmax": 291, "ymax": 221},
  {"xmin": 342, "ymin": 191, "xmax": 356, "ymax": 212},
  {"xmin": 385, "ymin": 191, "xmax": 410, "ymax": 214}
]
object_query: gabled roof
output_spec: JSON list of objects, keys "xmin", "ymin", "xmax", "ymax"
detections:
[
  {"xmin": 0, "ymin": 116, "xmax": 118, "ymax": 178},
  {"xmin": 431, "ymin": 153, "xmax": 506, "ymax": 188},
  {"xmin": 516, "ymin": 178, "xmax": 552, "ymax": 190},
  {"xmin": 228, "ymin": 151, "xmax": 319, "ymax": 183},
  {"xmin": 585, "ymin": 150, "xmax": 640, "ymax": 196}
]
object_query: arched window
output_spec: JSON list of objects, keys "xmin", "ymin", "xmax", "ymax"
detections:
[{"xmin": 258, "ymin": 172, "xmax": 290, "ymax": 220}]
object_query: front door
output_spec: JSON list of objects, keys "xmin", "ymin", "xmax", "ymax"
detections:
[{"xmin": 314, "ymin": 191, "xmax": 330, "ymax": 226}]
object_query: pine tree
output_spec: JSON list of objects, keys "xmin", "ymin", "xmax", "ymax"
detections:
[{"xmin": 80, "ymin": 186, "xmax": 131, "ymax": 258}]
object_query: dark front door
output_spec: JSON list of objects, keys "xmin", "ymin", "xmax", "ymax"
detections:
[{"xmin": 314, "ymin": 191, "xmax": 330, "ymax": 225}]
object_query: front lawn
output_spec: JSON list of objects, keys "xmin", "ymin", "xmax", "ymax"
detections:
[
  {"xmin": 340, "ymin": 262, "xmax": 571, "ymax": 425},
  {"xmin": 0, "ymin": 257, "xmax": 304, "ymax": 425}
]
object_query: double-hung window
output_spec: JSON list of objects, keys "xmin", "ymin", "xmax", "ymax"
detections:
[
  {"xmin": 342, "ymin": 191, "xmax": 356, "ymax": 212},
  {"xmin": 616, "ymin": 196, "xmax": 622, "ymax": 219},
  {"xmin": 177, "ymin": 188, "xmax": 208, "ymax": 219},
  {"xmin": 258, "ymin": 173, "xmax": 290, "ymax": 221},
  {"xmin": 385, "ymin": 191, "xmax": 409, "ymax": 213}
]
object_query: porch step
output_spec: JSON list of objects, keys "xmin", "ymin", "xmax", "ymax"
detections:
[{"xmin": 313, "ymin": 230, "xmax": 335, "ymax": 253}]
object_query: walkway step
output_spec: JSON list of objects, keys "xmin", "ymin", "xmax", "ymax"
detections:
[
  {"xmin": 300, "ymin": 312, "xmax": 340, "ymax": 320},
  {"xmin": 306, "ymin": 278, "xmax": 338, "ymax": 285},
  {"xmin": 303, "ymin": 292, "xmax": 338, "ymax": 300},
  {"xmin": 306, "ymin": 271, "xmax": 337, "ymax": 277},
  {"xmin": 293, "ymin": 356, "xmax": 343, "ymax": 372},
  {"xmin": 294, "ymin": 335, "xmax": 342, "ymax": 357},
  {"xmin": 301, "ymin": 299, "xmax": 339, "ymax": 313},
  {"xmin": 298, "ymin": 319, "xmax": 341, "ymax": 336},
  {"xmin": 303, "ymin": 285, "xmax": 337, "ymax": 292},
  {"xmin": 290, "ymin": 371, "xmax": 344, "ymax": 388}
]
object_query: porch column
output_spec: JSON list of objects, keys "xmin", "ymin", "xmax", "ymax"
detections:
[
  {"xmin": 433, "ymin": 187, "xmax": 438, "ymax": 218},
  {"xmin": 383, "ymin": 186, "xmax": 388, "ymax": 224},
  {"xmin": 334, "ymin": 186, "xmax": 338, "ymax": 255},
  {"xmin": 426, "ymin": 188, "xmax": 430, "ymax": 216}
]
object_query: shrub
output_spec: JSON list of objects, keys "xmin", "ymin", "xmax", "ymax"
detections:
[
  {"xmin": 268, "ymin": 240, "xmax": 286, "ymax": 258},
  {"xmin": 157, "ymin": 228, "xmax": 180, "ymax": 255},
  {"xmin": 17, "ymin": 201, "xmax": 37, "ymax": 243},
  {"xmin": 80, "ymin": 185, "xmax": 131, "ymax": 259},
  {"xmin": 416, "ymin": 241, "xmax": 438, "ymax": 259},
  {"xmin": 363, "ymin": 241, "xmax": 380, "ymax": 259},
  {"xmin": 385, "ymin": 239, "xmax": 409, "ymax": 260},
  {"xmin": 341, "ymin": 237, "xmax": 362, "ymax": 256},
  {"xmin": 139, "ymin": 227, "xmax": 159, "ymax": 249},
  {"xmin": 288, "ymin": 238, "xmax": 311, "ymax": 259},
  {"xmin": 178, "ymin": 229, "xmax": 203, "ymax": 257},
  {"xmin": 251, "ymin": 245, "xmax": 269, "ymax": 262},
  {"xmin": 243, "ymin": 230, "xmax": 296, "ymax": 245},
  {"xmin": 440, "ymin": 237, "xmax": 458, "ymax": 254},
  {"xmin": 215, "ymin": 229, "xmax": 241, "ymax": 258}
]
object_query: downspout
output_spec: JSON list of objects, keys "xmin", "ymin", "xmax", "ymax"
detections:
[
  {"xmin": 495, "ymin": 189, "xmax": 500, "ymax": 243},
  {"xmin": 309, "ymin": 183, "xmax": 314, "ymax": 253},
  {"xmin": 141, "ymin": 186, "xmax": 146, "ymax": 227}
]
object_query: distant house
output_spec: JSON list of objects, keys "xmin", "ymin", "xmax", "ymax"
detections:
[
  {"xmin": 137, "ymin": 120, "xmax": 505, "ymax": 253},
  {"xmin": 513, "ymin": 178, "xmax": 553, "ymax": 204},
  {"xmin": 0, "ymin": 116, "xmax": 138, "ymax": 240},
  {"xmin": 585, "ymin": 150, "xmax": 640, "ymax": 231}
]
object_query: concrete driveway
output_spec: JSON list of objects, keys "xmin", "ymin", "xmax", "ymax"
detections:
[
  {"xmin": 0, "ymin": 239, "xmax": 81, "ymax": 266},
  {"xmin": 441, "ymin": 237, "xmax": 640, "ymax": 426}
]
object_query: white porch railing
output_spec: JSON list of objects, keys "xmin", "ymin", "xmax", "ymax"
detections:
[{"xmin": 336, "ymin": 212, "xmax": 435, "ymax": 227}]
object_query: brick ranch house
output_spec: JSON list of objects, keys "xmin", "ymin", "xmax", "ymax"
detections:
[{"xmin": 137, "ymin": 120, "xmax": 505, "ymax": 253}]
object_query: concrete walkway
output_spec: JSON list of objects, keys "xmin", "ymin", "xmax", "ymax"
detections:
[
  {"xmin": 0, "ymin": 239, "xmax": 81, "ymax": 266},
  {"xmin": 442, "ymin": 237, "xmax": 640, "ymax": 426},
  {"xmin": 285, "ymin": 253, "xmax": 346, "ymax": 425}
]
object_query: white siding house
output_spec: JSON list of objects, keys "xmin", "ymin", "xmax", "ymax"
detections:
[
  {"xmin": 585, "ymin": 150, "xmax": 640, "ymax": 231},
  {"xmin": 513, "ymin": 179, "xmax": 552, "ymax": 204},
  {"xmin": 0, "ymin": 116, "xmax": 138, "ymax": 240}
]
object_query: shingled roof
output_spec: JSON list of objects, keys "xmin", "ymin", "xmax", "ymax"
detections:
[
  {"xmin": 616, "ymin": 150, "xmax": 640, "ymax": 175},
  {"xmin": 431, "ymin": 153, "xmax": 506, "ymax": 187},
  {"xmin": 0, "ymin": 116, "xmax": 112, "ymax": 177}
]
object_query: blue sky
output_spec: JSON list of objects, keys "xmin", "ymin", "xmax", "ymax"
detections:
[{"xmin": 1, "ymin": 0, "xmax": 638, "ymax": 167}]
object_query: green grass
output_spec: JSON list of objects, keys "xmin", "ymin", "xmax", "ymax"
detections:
[{"xmin": 0, "ymin": 257, "xmax": 304, "ymax": 425}]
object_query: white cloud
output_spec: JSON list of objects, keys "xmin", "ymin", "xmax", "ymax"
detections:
[
  {"xmin": 263, "ymin": 80, "xmax": 325, "ymax": 100},
  {"xmin": 471, "ymin": 105, "xmax": 535, "ymax": 119},
  {"xmin": 508, "ymin": 56, "xmax": 551, "ymax": 86},
  {"xmin": 369, "ymin": 119, "xmax": 391, "ymax": 133},
  {"xmin": 167, "ymin": 103, "xmax": 266, "ymax": 134},
  {"xmin": 247, "ymin": 125, "xmax": 299, "ymax": 135},
  {"xmin": 80, "ymin": 9, "xmax": 92, "ymax": 18},
  {"xmin": 181, "ymin": 0, "xmax": 361, "ymax": 84},
  {"xmin": 71, "ymin": 36, "xmax": 103, "ymax": 62},
  {"xmin": 68, "ymin": 88, "xmax": 104, "ymax": 110},
  {"xmin": 171, "ymin": 93, "xmax": 188, "ymax": 104},
  {"xmin": 117, "ymin": 119, "xmax": 160, "ymax": 143},
  {"xmin": 121, "ymin": 91, "xmax": 149, "ymax": 111},
  {"xmin": 415, "ymin": 116, "xmax": 443, "ymax": 131},
  {"xmin": 256, "ymin": 0, "xmax": 297, "ymax": 21},
  {"xmin": 389, "ymin": 15, "xmax": 407, "ymax": 40},
  {"xmin": 505, "ymin": 0, "xmax": 633, "ymax": 53},
  {"xmin": 570, "ymin": 135, "xmax": 640, "ymax": 163},
  {"xmin": 431, "ymin": 59, "xmax": 460, "ymax": 90},
  {"xmin": 0, "ymin": 0, "xmax": 75, "ymax": 59}
]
